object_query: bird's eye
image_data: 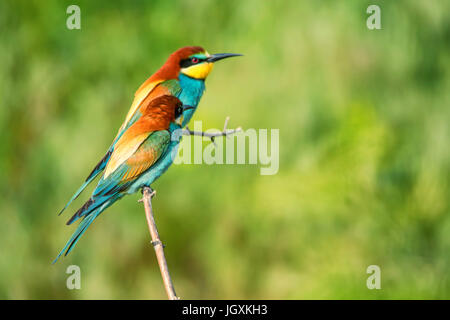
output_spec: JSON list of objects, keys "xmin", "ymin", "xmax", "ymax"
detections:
[
  {"xmin": 191, "ymin": 57, "xmax": 199, "ymax": 64},
  {"xmin": 175, "ymin": 106, "xmax": 183, "ymax": 117}
]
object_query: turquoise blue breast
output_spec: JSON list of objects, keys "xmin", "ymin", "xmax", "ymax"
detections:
[{"xmin": 178, "ymin": 74, "xmax": 205, "ymax": 126}]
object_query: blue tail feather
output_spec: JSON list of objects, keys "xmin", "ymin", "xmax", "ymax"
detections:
[
  {"xmin": 53, "ymin": 196, "xmax": 118, "ymax": 263},
  {"xmin": 66, "ymin": 193, "xmax": 118, "ymax": 225},
  {"xmin": 58, "ymin": 151, "xmax": 112, "ymax": 216},
  {"xmin": 58, "ymin": 179, "xmax": 92, "ymax": 216},
  {"xmin": 53, "ymin": 212, "xmax": 98, "ymax": 263}
]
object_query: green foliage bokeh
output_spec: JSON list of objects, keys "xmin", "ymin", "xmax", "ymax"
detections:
[{"xmin": 0, "ymin": 0, "xmax": 449, "ymax": 299}]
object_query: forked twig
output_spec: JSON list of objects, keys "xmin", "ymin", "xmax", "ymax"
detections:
[
  {"xmin": 141, "ymin": 187, "xmax": 179, "ymax": 300},
  {"xmin": 183, "ymin": 116, "xmax": 242, "ymax": 146}
]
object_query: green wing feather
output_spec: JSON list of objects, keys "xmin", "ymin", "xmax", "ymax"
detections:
[{"xmin": 93, "ymin": 130, "xmax": 171, "ymax": 196}]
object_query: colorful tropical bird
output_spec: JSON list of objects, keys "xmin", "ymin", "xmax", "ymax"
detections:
[
  {"xmin": 54, "ymin": 95, "xmax": 189, "ymax": 261},
  {"xmin": 59, "ymin": 46, "xmax": 241, "ymax": 216},
  {"xmin": 56, "ymin": 47, "xmax": 241, "ymax": 261}
]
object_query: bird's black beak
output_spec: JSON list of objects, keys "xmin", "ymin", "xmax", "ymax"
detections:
[{"xmin": 207, "ymin": 53, "xmax": 243, "ymax": 63}]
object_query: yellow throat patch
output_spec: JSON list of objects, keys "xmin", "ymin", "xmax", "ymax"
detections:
[{"xmin": 181, "ymin": 62, "xmax": 214, "ymax": 79}]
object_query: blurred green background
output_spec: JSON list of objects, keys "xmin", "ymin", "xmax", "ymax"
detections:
[{"xmin": 0, "ymin": 0, "xmax": 449, "ymax": 299}]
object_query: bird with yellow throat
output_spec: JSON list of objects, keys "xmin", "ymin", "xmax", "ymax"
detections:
[{"xmin": 55, "ymin": 47, "xmax": 241, "ymax": 260}]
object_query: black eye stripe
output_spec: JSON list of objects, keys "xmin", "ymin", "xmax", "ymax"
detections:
[
  {"xmin": 179, "ymin": 57, "xmax": 206, "ymax": 68},
  {"xmin": 175, "ymin": 106, "xmax": 183, "ymax": 117}
]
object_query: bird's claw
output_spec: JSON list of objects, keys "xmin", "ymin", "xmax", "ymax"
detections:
[{"xmin": 139, "ymin": 186, "xmax": 156, "ymax": 201}]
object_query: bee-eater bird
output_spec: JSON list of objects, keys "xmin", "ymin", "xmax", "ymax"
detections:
[
  {"xmin": 56, "ymin": 47, "xmax": 241, "ymax": 261},
  {"xmin": 55, "ymin": 95, "xmax": 189, "ymax": 261},
  {"xmin": 59, "ymin": 46, "xmax": 241, "ymax": 216}
]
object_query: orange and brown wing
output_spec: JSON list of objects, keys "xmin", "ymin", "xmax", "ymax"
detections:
[{"xmin": 104, "ymin": 109, "xmax": 171, "ymax": 178}]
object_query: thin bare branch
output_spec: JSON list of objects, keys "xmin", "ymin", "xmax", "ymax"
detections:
[
  {"xmin": 183, "ymin": 116, "xmax": 242, "ymax": 146},
  {"xmin": 141, "ymin": 186, "xmax": 179, "ymax": 300}
]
